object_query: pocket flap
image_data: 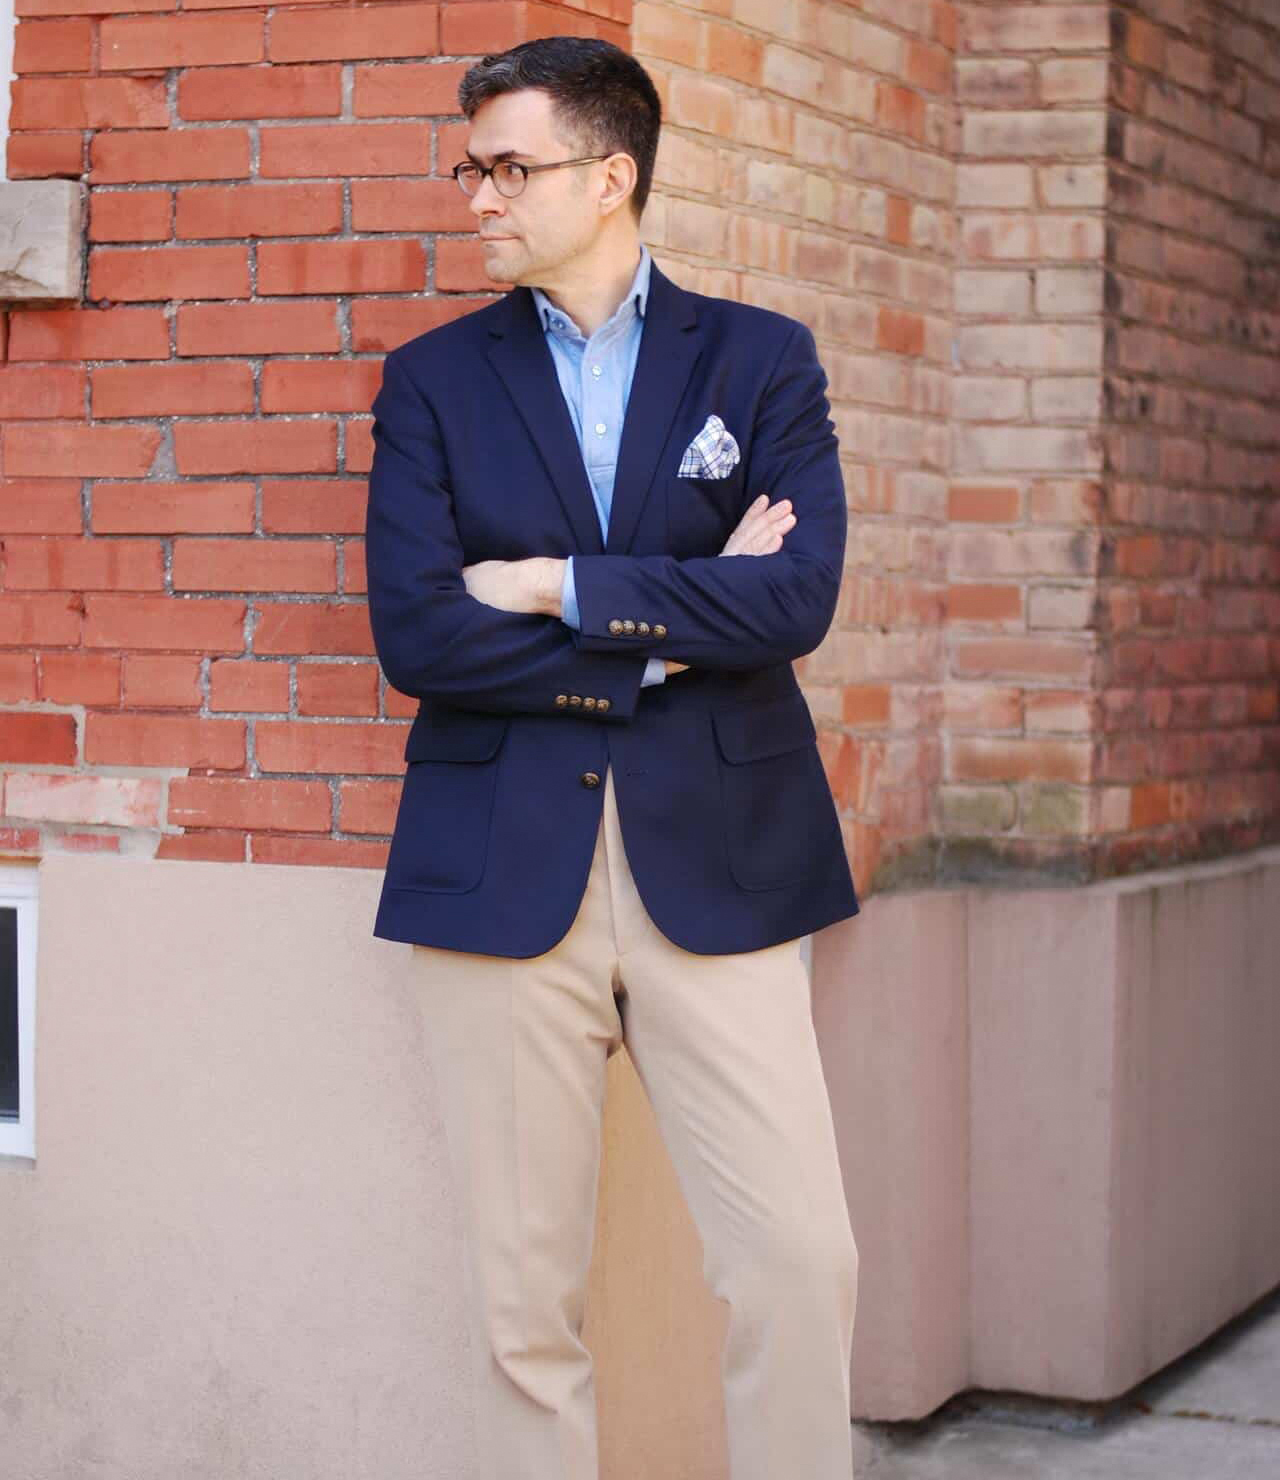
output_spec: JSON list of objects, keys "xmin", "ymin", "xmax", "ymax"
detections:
[
  {"xmin": 404, "ymin": 711, "xmax": 509, "ymax": 763},
  {"xmin": 711, "ymin": 694, "xmax": 816, "ymax": 764}
]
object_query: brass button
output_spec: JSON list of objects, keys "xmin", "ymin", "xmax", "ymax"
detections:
[
  {"xmin": 568, "ymin": 694, "xmax": 583, "ymax": 707},
  {"xmin": 622, "ymin": 619, "xmax": 636, "ymax": 634},
  {"xmin": 583, "ymin": 696, "xmax": 597, "ymax": 710},
  {"xmin": 653, "ymin": 623, "xmax": 667, "ymax": 638},
  {"xmin": 608, "ymin": 619, "xmax": 624, "ymax": 635},
  {"xmin": 580, "ymin": 771, "xmax": 601, "ymax": 789},
  {"xmin": 597, "ymin": 698, "xmax": 611, "ymax": 712},
  {"xmin": 554, "ymin": 693, "xmax": 569, "ymax": 707},
  {"xmin": 636, "ymin": 621, "xmax": 650, "ymax": 635}
]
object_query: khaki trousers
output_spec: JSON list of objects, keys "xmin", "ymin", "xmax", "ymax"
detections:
[{"xmin": 411, "ymin": 765, "xmax": 859, "ymax": 1480}]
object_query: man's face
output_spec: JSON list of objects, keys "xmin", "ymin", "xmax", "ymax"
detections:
[{"xmin": 463, "ymin": 89, "xmax": 607, "ymax": 288}]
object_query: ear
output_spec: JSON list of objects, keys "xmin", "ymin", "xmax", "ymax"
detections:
[{"xmin": 598, "ymin": 152, "xmax": 638, "ymax": 220}]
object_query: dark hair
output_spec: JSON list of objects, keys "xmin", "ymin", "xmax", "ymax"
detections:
[{"xmin": 457, "ymin": 37, "xmax": 662, "ymax": 219}]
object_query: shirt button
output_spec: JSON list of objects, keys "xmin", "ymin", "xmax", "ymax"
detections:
[
  {"xmin": 591, "ymin": 365, "xmax": 603, "ymax": 378},
  {"xmin": 595, "ymin": 421, "xmax": 607, "ymax": 436}
]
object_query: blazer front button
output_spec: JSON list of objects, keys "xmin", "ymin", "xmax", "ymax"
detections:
[
  {"xmin": 580, "ymin": 771, "xmax": 601, "ymax": 789},
  {"xmin": 622, "ymin": 619, "xmax": 636, "ymax": 634},
  {"xmin": 653, "ymin": 624, "xmax": 667, "ymax": 639},
  {"xmin": 608, "ymin": 619, "xmax": 624, "ymax": 635}
]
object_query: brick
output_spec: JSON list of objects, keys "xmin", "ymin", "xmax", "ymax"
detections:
[
  {"xmin": 169, "ymin": 777, "xmax": 331, "ymax": 832},
  {"xmin": 951, "ymin": 529, "xmax": 1098, "ymax": 579},
  {"xmin": 877, "ymin": 81, "xmax": 927, "ymax": 141},
  {"xmin": 345, "ymin": 420, "xmax": 373, "ymax": 474},
  {"xmin": 249, "ymin": 834, "xmax": 388, "ymax": 868},
  {"xmin": 297, "ymin": 660, "xmax": 379, "ymax": 716},
  {"xmin": 84, "ymin": 594, "xmax": 246, "ymax": 652},
  {"xmin": 351, "ymin": 294, "xmax": 494, "ymax": 351},
  {"xmin": 257, "ymin": 240, "xmax": 426, "ymax": 296},
  {"xmin": 959, "ymin": 6, "xmax": 1110, "ymax": 54},
  {"xmin": 0, "ymin": 364, "xmax": 85, "ymax": 419},
  {"xmin": 252, "ymin": 600, "xmax": 374, "ymax": 655},
  {"xmin": 5, "ymin": 772, "xmax": 163, "ymax": 828},
  {"xmin": 939, "ymin": 784, "xmax": 1016, "ymax": 833},
  {"xmin": 178, "ymin": 63, "xmax": 341, "ymax": 121},
  {"xmin": 172, "ymin": 538, "xmax": 336, "ymax": 593},
  {"xmin": 841, "ymin": 684, "xmax": 891, "ymax": 728},
  {"xmin": 0, "ymin": 654, "xmax": 39, "ymax": 703},
  {"xmin": 946, "ymin": 583, "xmax": 1023, "ymax": 624},
  {"xmin": 90, "ymin": 128, "xmax": 250, "ymax": 185},
  {"xmin": 92, "ymin": 481, "xmax": 255, "ymax": 534},
  {"xmin": 8, "ymin": 307, "xmax": 170, "ymax": 362},
  {"xmin": 256, "ymin": 719, "xmax": 407, "ymax": 775},
  {"xmin": 92, "ymin": 362, "xmax": 254, "ymax": 418},
  {"xmin": 177, "ymin": 183, "xmax": 343, "ymax": 240},
  {"xmin": 6, "ymin": 133, "xmax": 83, "ymax": 179},
  {"xmin": 14, "ymin": 18, "xmax": 95, "ymax": 74},
  {"xmin": 259, "ymin": 123, "xmax": 429, "ymax": 178},
  {"xmin": 90, "ymin": 190, "xmax": 172, "ymax": 243},
  {"xmin": 962, "ymin": 110, "xmax": 1107, "ymax": 159},
  {"xmin": 951, "ymin": 736, "xmax": 1090, "ymax": 785},
  {"xmin": 123, "ymin": 652, "xmax": 202, "ymax": 708},
  {"xmin": 350, "ymin": 178, "xmax": 474, "ymax": 233},
  {"xmin": 39, "ymin": 651, "xmax": 120, "ymax": 705},
  {"xmin": 156, "ymin": 829, "xmax": 246, "ymax": 862},
  {"xmin": 86, "ymin": 712, "xmax": 244, "ymax": 769},
  {"xmin": 262, "ymin": 480, "xmax": 365, "ymax": 534},
  {"xmin": 436, "ymin": 239, "xmax": 492, "ymax": 291},
  {"xmin": 2, "ymin": 536, "xmax": 164, "ymax": 590},
  {"xmin": 0, "ymin": 711, "xmax": 77, "ymax": 765},
  {"xmin": 12, "ymin": 76, "xmax": 168, "ymax": 129},
  {"xmin": 353, "ymin": 60, "xmax": 468, "ymax": 118},
  {"xmin": 952, "ymin": 636, "xmax": 1093, "ymax": 682},
  {"xmin": 705, "ymin": 21, "xmax": 763, "ymax": 85},
  {"xmin": 343, "ymin": 540, "xmax": 366, "ymax": 596},
  {"xmin": 174, "ymin": 420, "xmax": 338, "ymax": 476},
  {"xmin": 268, "ymin": 3, "xmax": 438, "ymax": 63},
  {"xmin": 0, "ymin": 826, "xmax": 42, "ymax": 853},
  {"xmin": 1028, "ymin": 585, "xmax": 1095, "ymax": 630},
  {"xmin": 1022, "ymin": 783, "xmax": 1089, "ymax": 835},
  {"xmin": 5, "ymin": 423, "xmax": 161, "ymax": 478},
  {"xmin": 948, "ymin": 482, "xmax": 1021, "ymax": 522},
  {"xmin": 89, "ymin": 245, "xmax": 250, "ymax": 302},
  {"xmin": 177, "ymin": 301, "xmax": 341, "ymax": 356},
  {"xmin": 634, "ymin": 0, "xmax": 700, "ymax": 67},
  {"xmin": 100, "ymin": 13, "xmax": 264, "ymax": 71},
  {"xmin": 338, "ymin": 778, "xmax": 399, "ymax": 834},
  {"xmin": 1024, "ymin": 689, "xmax": 1091, "ymax": 733},
  {"xmin": 0, "ymin": 480, "xmax": 83, "ymax": 534},
  {"xmin": 261, "ymin": 362, "xmax": 382, "ymax": 414},
  {"xmin": 670, "ymin": 73, "xmax": 737, "ymax": 137},
  {"xmin": 209, "ymin": 658, "xmax": 290, "ymax": 712}
]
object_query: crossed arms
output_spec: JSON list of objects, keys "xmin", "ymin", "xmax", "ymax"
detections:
[{"xmin": 364, "ymin": 319, "xmax": 846, "ymax": 723}]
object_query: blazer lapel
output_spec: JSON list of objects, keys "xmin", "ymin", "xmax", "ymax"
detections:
[
  {"xmin": 485, "ymin": 289, "xmax": 604, "ymax": 555},
  {"xmin": 606, "ymin": 263, "xmax": 703, "ymax": 555}
]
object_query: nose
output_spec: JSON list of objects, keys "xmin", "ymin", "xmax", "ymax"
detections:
[{"xmin": 468, "ymin": 173, "xmax": 505, "ymax": 220}]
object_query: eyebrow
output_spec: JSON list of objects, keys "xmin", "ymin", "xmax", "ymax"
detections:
[{"xmin": 464, "ymin": 148, "xmax": 535, "ymax": 166}]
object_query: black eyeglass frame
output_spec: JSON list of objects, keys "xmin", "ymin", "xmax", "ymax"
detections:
[{"xmin": 451, "ymin": 154, "xmax": 615, "ymax": 198}]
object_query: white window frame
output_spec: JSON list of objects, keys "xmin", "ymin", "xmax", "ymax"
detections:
[{"xmin": 0, "ymin": 862, "xmax": 38, "ymax": 1161}]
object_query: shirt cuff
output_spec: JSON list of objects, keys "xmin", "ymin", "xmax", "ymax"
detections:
[
  {"xmin": 560, "ymin": 557, "xmax": 580, "ymax": 630},
  {"xmin": 640, "ymin": 658, "xmax": 667, "ymax": 687}
]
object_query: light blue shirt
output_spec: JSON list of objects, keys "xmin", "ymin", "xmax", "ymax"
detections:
[{"xmin": 531, "ymin": 244, "xmax": 665, "ymax": 688}]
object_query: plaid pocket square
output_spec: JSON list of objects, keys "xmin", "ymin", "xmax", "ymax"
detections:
[{"xmin": 678, "ymin": 414, "xmax": 741, "ymax": 479}]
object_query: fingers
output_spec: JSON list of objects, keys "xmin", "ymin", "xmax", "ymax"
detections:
[{"xmin": 719, "ymin": 495, "xmax": 797, "ymax": 557}]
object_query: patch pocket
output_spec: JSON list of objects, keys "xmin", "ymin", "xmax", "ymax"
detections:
[
  {"xmin": 711, "ymin": 693, "xmax": 833, "ymax": 892},
  {"xmin": 387, "ymin": 714, "xmax": 509, "ymax": 893}
]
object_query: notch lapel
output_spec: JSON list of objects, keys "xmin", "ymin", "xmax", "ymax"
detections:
[
  {"xmin": 605, "ymin": 264, "xmax": 703, "ymax": 556},
  {"xmin": 485, "ymin": 289, "xmax": 604, "ymax": 555}
]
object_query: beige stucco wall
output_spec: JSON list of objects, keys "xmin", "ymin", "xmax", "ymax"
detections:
[{"xmin": 4, "ymin": 843, "xmax": 1279, "ymax": 1475}]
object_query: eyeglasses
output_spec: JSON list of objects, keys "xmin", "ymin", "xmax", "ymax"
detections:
[{"xmin": 452, "ymin": 155, "xmax": 613, "ymax": 199}]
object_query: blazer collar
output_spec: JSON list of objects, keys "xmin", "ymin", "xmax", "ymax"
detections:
[{"xmin": 485, "ymin": 260, "xmax": 703, "ymax": 556}]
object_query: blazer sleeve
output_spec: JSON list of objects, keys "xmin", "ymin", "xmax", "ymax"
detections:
[
  {"xmin": 364, "ymin": 349, "xmax": 648, "ymax": 721},
  {"xmin": 566, "ymin": 321, "xmax": 847, "ymax": 672}
]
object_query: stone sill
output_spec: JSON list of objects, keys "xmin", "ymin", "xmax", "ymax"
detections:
[{"xmin": 0, "ymin": 179, "xmax": 84, "ymax": 301}]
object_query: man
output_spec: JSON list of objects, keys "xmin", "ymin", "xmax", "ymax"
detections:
[{"xmin": 364, "ymin": 36, "xmax": 860, "ymax": 1480}]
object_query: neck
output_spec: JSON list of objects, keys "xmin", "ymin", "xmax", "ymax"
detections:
[{"xmin": 532, "ymin": 233, "xmax": 643, "ymax": 338}]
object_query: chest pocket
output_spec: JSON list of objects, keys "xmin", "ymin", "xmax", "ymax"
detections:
[{"xmin": 666, "ymin": 463, "xmax": 751, "ymax": 559}]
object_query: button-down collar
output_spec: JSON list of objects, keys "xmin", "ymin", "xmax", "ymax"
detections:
[{"xmin": 531, "ymin": 243, "xmax": 651, "ymax": 345}]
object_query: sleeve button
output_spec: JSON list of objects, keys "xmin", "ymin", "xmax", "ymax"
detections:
[
  {"xmin": 569, "ymin": 694, "xmax": 583, "ymax": 707},
  {"xmin": 597, "ymin": 698, "xmax": 611, "ymax": 712},
  {"xmin": 608, "ymin": 619, "xmax": 624, "ymax": 635},
  {"xmin": 653, "ymin": 624, "xmax": 667, "ymax": 639},
  {"xmin": 554, "ymin": 693, "xmax": 569, "ymax": 707},
  {"xmin": 583, "ymin": 696, "xmax": 597, "ymax": 710},
  {"xmin": 636, "ymin": 621, "xmax": 650, "ymax": 635},
  {"xmin": 622, "ymin": 619, "xmax": 636, "ymax": 634}
]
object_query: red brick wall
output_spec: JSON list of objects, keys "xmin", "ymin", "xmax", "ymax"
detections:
[
  {"xmin": 1098, "ymin": 0, "xmax": 1280, "ymax": 873},
  {"xmin": 1, "ymin": 0, "xmax": 627, "ymax": 867}
]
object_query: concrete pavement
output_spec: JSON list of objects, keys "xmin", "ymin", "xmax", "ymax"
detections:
[{"xmin": 852, "ymin": 1283, "xmax": 1280, "ymax": 1477}]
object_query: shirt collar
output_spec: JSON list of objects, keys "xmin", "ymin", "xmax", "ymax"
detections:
[{"xmin": 532, "ymin": 243, "xmax": 651, "ymax": 341}]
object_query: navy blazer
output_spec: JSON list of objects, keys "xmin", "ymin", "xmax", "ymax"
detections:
[{"xmin": 364, "ymin": 260, "xmax": 860, "ymax": 957}]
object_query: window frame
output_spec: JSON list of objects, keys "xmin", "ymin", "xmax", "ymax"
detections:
[{"xmin": 0, "ymin": 862, "xmax": 38, "ymax": 1161}]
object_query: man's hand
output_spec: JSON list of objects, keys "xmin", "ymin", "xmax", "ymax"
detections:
[
  {"xmin": 461, "ymin": 556, "xmax": 565, "ymax": 616},
  {"xmin": 719, "ymin": 494, "xmax": 795, "ymax": 556}
]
